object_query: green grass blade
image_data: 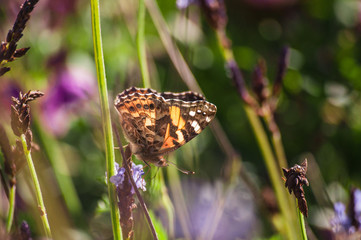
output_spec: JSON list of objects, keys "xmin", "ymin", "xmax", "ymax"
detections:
[{"xmin": 90, "ymin": 0, "xmax": 122, "ymax": 238}]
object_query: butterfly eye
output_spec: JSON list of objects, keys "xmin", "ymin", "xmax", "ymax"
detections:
[
  {"xmin": 129, "ymin": 106, "xmax": 135, "ymax": 112},
  {"xmin": 136, "ymin": 104, "xmax": 141, "ymax": 108},
  {"xmin": 149, "ymin": 103, "xmax": 155, "ymax": 110},
  {"xmin": 144, "ymin": 105, "xmax": 149, "ymax": 109}
]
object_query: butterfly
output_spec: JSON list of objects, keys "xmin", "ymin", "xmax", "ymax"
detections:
[{"xmin": 114, "ymin": 87, "xmax": 217, "ymax": 169}]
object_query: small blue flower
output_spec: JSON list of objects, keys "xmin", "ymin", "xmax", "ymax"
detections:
[
  {"xmin": 331, "ymin": 202, "xmax": 351, "ymax": 233},
  {"xmin": 110, "ymin": 164, "xmax": 125, "ymax": 187},
  {"xmin": 109, "ymin": 162, "xmax": 146, "ymax": 193},
  {"xmin": 132, "ymin": 164, "xmax": 146, "ymax": 193}
]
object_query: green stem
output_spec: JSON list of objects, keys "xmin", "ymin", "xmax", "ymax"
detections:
[
  {"xmin": 263, "ymin": 111, "xmax": 288, "ymax": 169},
  {"xmin": 137, "ymin": 0, "xmax": 151, "ymax": 88},
  {"xmin": 244, "ymin": 106, "xmax": 295, "ymax": 239},
  {"xmin": 20, "ymin": 134, "xmax": 52, "ymax": 238},
  {"xmin": 6, "ymin": 185, "xmax": 16, "ymax": 232},
  {"xmin": 166, "ymin": 158, "xmax": 192, "ymax": 240},
  {"xmin": 215, "ymin": 29, "xmax": 299, "ymax": 239},
  {"xmin": 90, "ymin": 0, "xmax": 122, "ymax": 239},
  {"xmin": 137, "ymin": 1, "xmax": 173, "ymax": 236},
  {"xmin": 33, "ymin": 121, "xmax": 83, "ymax": 220},
  {"xmin": 298, "ymin": 204, "xmax": 308, "ymax": 240},
  {"xmin": 160, "ymin": 178, "xmax": 175, "ymax": 238}
]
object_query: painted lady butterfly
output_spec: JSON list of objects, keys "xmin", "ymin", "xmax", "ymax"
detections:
[{"xmin": 114, "ymin": 87, "xmax": 217, "ymax": 168}]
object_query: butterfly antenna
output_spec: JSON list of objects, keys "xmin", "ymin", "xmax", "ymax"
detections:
[{"xmin": 168, "ymin": 161, "xmax": 195, "ymax": 175}]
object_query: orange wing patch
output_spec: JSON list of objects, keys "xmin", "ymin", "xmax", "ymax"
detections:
[{"xmin": 170, "ymin": 106, "xmax": 181, "ymax": 126}]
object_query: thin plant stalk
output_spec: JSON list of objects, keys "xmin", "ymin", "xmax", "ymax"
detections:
[
  {"xmin": 90, "ymin": 0, "xmax": 121, "ymax": 238},
  {"xmin": 6, "ymin": 185, "xmax": 16, "ymax": 232},
  {"xmin": 244, "ymin": 106, "xmax": 295, "ymax": 239},
  {"xmin": 263, "ymin": 109, "xmax": 288, "ymax": 169},
  {"xmin": 137, "ymin": 0, "xmax": 151, "ymax": 88},
  {"xmin": 263, "ymin": 111, "xmax": 300, "ymax": 227},
  {"xmin": 136, "ymin": 0, "xmax": 175, "ymax": 237},
  {"xmin": 113, "ymin": 124, "xmax": 159, "ymax": 240},
  {"xmin": 215, "ymin": 29, "xmax": 299, "ymax": 239},
  {"xmin": 298, "ymin": 204, "xmax": 308, "ymax": 240},
  {"xmin": 159, "ymin": 174, "xmax": 175, "ymax": 238},
  {"xmin": 20, "ymin": 134, "xmax": 52, "ymax": 238},
  {"xmin": 166, "ymin": 161, "xmax": 192, "ymax": 240},
  {"xmin": 33, "ymin": 121, "xmax": 82, "ymax": 219}
]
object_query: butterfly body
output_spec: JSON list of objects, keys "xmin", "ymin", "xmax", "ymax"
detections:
[{"xmin": 114, "ymin": 87, "xmax": 217, "ymax": 167}]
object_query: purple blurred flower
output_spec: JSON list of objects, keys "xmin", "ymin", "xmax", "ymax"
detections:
[
  {"xmin": 325, "ymin": 188, "xmax": 361, "ymax": 239},
  {"xmin": 110, "ymin": 162, "xmax": 146, "ymax": 193},
  {"xmin": 41, "ymin": 64, "xmax": 96, "ymax": 136},
  {"xmin": 331, "ymin": 202, "xmax": 351, "ymax": 233},
  {"xmin": 354, "ymin": 189, "xmax": 361, "ymax": 226},
  {"xmin": 162, "ymin": 179, "xmax": 258, "ymax": 239},
  {"xmin": 176, "ymin": 0, "xmax": 198, "ymax": 9},
  {"xmin": 45, "ymin": 0, "xmax": 78, "ymax": 28},
  {"xmin": 0, "ymin": 81, "xmax": 22, "ymax": 125}
]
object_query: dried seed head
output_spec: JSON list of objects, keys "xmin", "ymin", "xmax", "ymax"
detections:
[
  {"xmin": 282, "ymin": 159, "xmax": 309, "ymax": 217},
  {"xmin": 0, "ymin": 0, "xmax": 39, "ymax": 76},
  {"xmin": 10, "ymin": 90, "xmax": 44, "ymax": 150}
]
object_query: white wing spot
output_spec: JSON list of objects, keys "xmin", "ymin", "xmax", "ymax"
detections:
[
  {"xmin": 206, "ymin": 116, "xmax": 211, "ymax": 122},
  {"xmin": 189, "ymin": 111, "xmax": 196, "ymax": 117},
  {"xmin": 191, "ymin": 120, "xmax": 201, "ymax": 133},
  {"xmin": 196, "ymin": 109, "xmax": 202, "ymax": 114}
]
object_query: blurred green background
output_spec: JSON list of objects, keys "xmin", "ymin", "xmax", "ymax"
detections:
[{"xmin": 1, "ymin": 0, "xmax": 361, "ymax": 239}]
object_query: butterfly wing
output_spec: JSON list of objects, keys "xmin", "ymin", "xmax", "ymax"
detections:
[
  {"xmin": 115, "ymin": 87, "xmax": 217, "ymax": 161},
  {"xmin": 151, "ymin": 92, "xmax": 217, "ymax": 156},
  {"xmin": 114, "ymin": 87, "xmax": 159, "ymax": 153}
]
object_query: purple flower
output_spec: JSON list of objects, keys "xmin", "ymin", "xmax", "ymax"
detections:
[
  {"xmin": 41, "ymin": 64, "xmax": 96, "ymax": 136},
  {"xmin": 110, "ymin": 162, "xmax": 146, "ymax": 193},
  {"xmin": 176, "ymin": 0, "xmax": 198, "ymax": 9},
  {"xmin": 352, "ymin": 189, "xmax": 361, "ymax": 227},
  {"xmin": 0, "ymin": 81, "xmax": 22, "ymax": 120},
  {"xmin": 109, "ymin": 162, "xmax": 125, "ymax": 186},
  {"xmin": 331, "ymin": 202, "xmax": 351, "ymax": 233}
]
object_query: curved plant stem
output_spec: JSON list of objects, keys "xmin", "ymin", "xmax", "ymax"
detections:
[
  {"xmin": 166, "ymin": 161, "xmax": 192, "ymax": 240},
  {"xmin": 20, "ymin": 134, "xmax": 52, "ymax": 238},
  {"xmin": 137, "ymin": 1, "xmax": 175, "ymax": 237},
  {"xmin": 6, "ymin": 185, "xmax": 16, "ymax": 232},
  {"xmin": 244, "ymin": 107, "xmax": 295, "ymax": 239},
  {"xmin": 298, "ymin": 205, "xmax": 308, "ymax": 240},
  {"xmin": 90, "ymin": 0, "xmax": 121, "ymax": 238},
  {"xmin": 33, "ymin": 121, "xmax": 82, "ymax": 220},
  {"xmin": 113, "ymin": 125, "xmax": 159, "ymax": 240},
  {"xmin": 160, "ymin": 174, "xmax": 175, "ymax": 238},
  {"xmin": 263, "ymin": 110, "xmax": 288, "ymax": 169},
  {"xmin": 137, "ymin": 0, "xmax": 151, "ymax": 88}
]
